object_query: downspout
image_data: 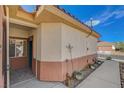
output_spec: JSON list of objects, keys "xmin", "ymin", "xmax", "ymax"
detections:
[{"xmin": 5, "ymin": 6, "xmax": 10, "ymax": 88}]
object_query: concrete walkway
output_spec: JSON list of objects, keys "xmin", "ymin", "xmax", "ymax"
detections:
[
  {"xmin": 11, "ymin": 60, "xmax": 121, "ymax": 88},
  {"xmin": 77, "ymin": 60, "xmax": 121, "ymax": 88},
  {"xmin": 11, "ymin": 78, "xmax": 67, "ymax": 88}
]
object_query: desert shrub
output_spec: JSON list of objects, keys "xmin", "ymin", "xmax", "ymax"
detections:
[{"xmin": 106, "ymin": 56, "xmax": 112, "ymax": 60}]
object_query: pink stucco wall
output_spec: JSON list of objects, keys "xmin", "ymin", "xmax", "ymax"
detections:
[{"xmin": 33, "ymin": 54, "xmax": 96, "ymax": 82}]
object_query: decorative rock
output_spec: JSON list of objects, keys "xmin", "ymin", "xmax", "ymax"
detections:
[
  {"xmin": 90, "ymin": 65, "xmax": 96, "ymax": 70},
  {"xmin": 97, "ymin": 61, "xmax": 102, "ymax": 64},
  {"xmin": 122, "ymin": 74, "xmax": 124, "ymax": 80},
  {"xmin": 76, "ymin": 74, "xmax": 83, "ymax": 80}
]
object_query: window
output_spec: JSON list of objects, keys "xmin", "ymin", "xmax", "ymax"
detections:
[{"xmin": 9, "ymin": 39, "xmax": 27, "ymax": 58}]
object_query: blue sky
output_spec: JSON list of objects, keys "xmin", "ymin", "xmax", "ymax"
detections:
[{"xmin": 22, "ymin": 5, "xmax": 124, "ymax": 42}]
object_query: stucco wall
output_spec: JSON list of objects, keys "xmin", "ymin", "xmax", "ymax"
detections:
[
  {"xmin": 36, "ymin": 24, "xmax": 42, "ymax": 61},
  {"xmin": 41, "ymin": 23, "xmax": 61, "ymax": 61},
  {"xmin": 29, "ymin": 29, "xmax": 37, "ymax": 60},
  {"xmin": 86, "ymin": 35, "xmax": 97, "ymax": 55},
  {"xmin": 61, "ymin": 23, "xmax": 97, "ymax": 61},
  {"xmin": 37, "ymin": 23, "xmax": 98, "ymax": 62},
  {"xmin": 9, "ymin": 25, "xmax": 29, "ymax": 38}
]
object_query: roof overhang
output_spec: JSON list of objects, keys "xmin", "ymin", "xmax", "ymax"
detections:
[{"xmin": 5, "ymin": 5, "xmax": 100, "ymax": 38}]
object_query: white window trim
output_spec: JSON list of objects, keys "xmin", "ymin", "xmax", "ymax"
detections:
[{"xmin": 9, "ymin": 39, "xmax": 27, "ymax": 58}]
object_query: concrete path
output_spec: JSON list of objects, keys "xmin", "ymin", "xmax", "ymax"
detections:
[
  {"xmin": 10, "ymin": 78, "xmax": 67, "ymax": 88},
  {"xmin": 77, "ymin": 60, "xmax": 121, "ymax": 88},
  {"xmin": 11, "ymin": 60, "xmax": 121, "ymax": 88}
]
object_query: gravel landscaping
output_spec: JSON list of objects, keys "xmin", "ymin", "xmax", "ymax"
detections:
[
  {"xmin": 119, "ymin": 62, "xmax": 124, "ymax": 88},
  {"xmin": 64, "ymin": 59, "xmax": 104, "ymax": 88}
]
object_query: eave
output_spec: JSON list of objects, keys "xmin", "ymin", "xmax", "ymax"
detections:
[{"xmin": 6, "ymin": 5, "xmax": 100, "ymax": 38}]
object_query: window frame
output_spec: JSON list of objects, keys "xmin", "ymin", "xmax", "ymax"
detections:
[{"xmin": 9, "ymin": 37, "xmax": 28, "ymax": 58}]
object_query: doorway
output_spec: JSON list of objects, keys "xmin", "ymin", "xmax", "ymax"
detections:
[
  {"xmin": 9, "ymin": 36, "xmax": 34, "ymax": 85},
  {"xmin": 28, "ymin": 36, "xmax": 33, "ymax": 69}
]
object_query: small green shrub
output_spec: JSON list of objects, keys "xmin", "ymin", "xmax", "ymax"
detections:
[{"xmin": 106, "ymin": 56, "xmax": 112, "ymax": 60}]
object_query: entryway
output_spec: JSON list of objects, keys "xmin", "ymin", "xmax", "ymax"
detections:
[
  {"xmin": 8, "ymin": 23, "xmax": 35, "ymax": 86},
  {"xmin": 10, "ymin": 36, "xmax": 34, "ymax": 85},
  {"xmin": 10, "ymin": 68, "xmax": 34, "ymax": 85}
]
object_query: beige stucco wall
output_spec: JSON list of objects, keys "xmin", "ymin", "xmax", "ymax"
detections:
[
  {"xmin": 8, "ymin": 22, "xmax": 97, "ymax": 63},
  {"xmin": 41, "ymin": 23, "xmax": 61, "ymax": 61},
  {"xmin": 61, "ymin": 23, "xmax": 87, "ymax": 60},
  {"xmin": 86, "ymin": 35, "xmax": 97, "ymax": 55},
  {"xmin": 61, "ymin": 23, "xmax": 97, "ymax": 61},
  {"xmin": 38, "ymin": 23, "xmax": 97, "ymax": 62},
  {"xmin": 36, "ymin": 24, "xmax": 42, "ymax": 61},
  {"xmin": 9, "ymin": 23, "xmax": 42, "ymax": 61},
  {"xmin": 9, "ymin": 25, "xmax": 29, "ymax": 38}
]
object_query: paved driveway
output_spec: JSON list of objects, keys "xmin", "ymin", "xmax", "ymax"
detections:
[{"xmin": 77, "ymin": 60, "xmax": 121, "ymax": 88}]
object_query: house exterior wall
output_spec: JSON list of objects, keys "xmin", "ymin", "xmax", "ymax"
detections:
[
  {"xmin": 61, "ymin": 23, "xmax": 97, "ymax": 60},
  {"xmin": 61, "ymin": 23, "xmax": 97, "ymax": 76},
  {"xmin": 1, "ymin": 5, "xmax": 100, "ymax": 86},
  {"xmin": 9, "ymin": 25, "xmax": 30, "ymax": 70},
  {"xmin": 41, "ymin": 23, "xmax": 62, "ymax": 61},
  {"xmin": 7, "ymin": 22, "xmax": 98, "ymax": 82},
  {"xmin": 9, "ymin": 26, "xmax": 29, "ymax": 38},
  {"xmin": 0, "ymin": 6, "xmax": 4, "ymax": 88},
  {"xmin": 31, "ymin": 24, "xmax": 42, "ymax": 75},
  {"xmin": 35, "ymin": 23, "xmax": 98, "ymax": 81},
  {"xmin": 34, "ymin": 23, "xmax": 63, "ymax": 81}
]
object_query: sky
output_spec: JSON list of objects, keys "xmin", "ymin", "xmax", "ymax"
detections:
[{"xmin": 22, "ymin": 5, "xmax": 124, "ymax": 42}]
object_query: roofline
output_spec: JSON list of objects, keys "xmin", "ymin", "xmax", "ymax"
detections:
[
  {"xmin": 53, "ymin": 5, "xmax": 100, "ymax": 38},
  {"xmin": 7, "ymin": 5, "xmax": 100, "ymax": 38},
  {"xmin": 36, "ymin": 5, "xmax": 100, "ymax": 38}
]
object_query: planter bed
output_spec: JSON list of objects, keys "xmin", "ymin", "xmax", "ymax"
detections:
[
  {"xmin": 64, "ymin": 59, "xmax": 104, "ymax": 88},
  {"xmin": 119, "ymin": 62, "xmax": 124, "ymax": 88}
]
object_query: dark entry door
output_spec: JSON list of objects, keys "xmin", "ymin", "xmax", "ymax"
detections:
[{"xmin": 28, "ymin": 37, "xmax": 33, "ymax": 69}]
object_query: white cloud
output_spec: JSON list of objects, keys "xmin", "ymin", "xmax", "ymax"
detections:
[
  {"xmin": 85, "ymin": 20, "xmax": 100, "ymax": 27},
  {"xmin": 85, "ymin": 6, "xmax": 124, "ymax": 27},
  {"xmin": 98, "ymin": 7, "xmax": 124, "ymax": 23},
  {"xmin": 102, "ymin": 21, "xmax": 115, "ymax": 27},
  {"xmin": 114, "ymin": 11, "xmax": 124, "ymax": 19}
]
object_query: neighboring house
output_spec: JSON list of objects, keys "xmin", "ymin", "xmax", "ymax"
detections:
[
  {"xmin": 97, "ymin": 41, "xmax": 115, "ymax": 55},
  {"xmin": 0, "ymin": 5, "xmax": 100, "ymax": 87}
]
